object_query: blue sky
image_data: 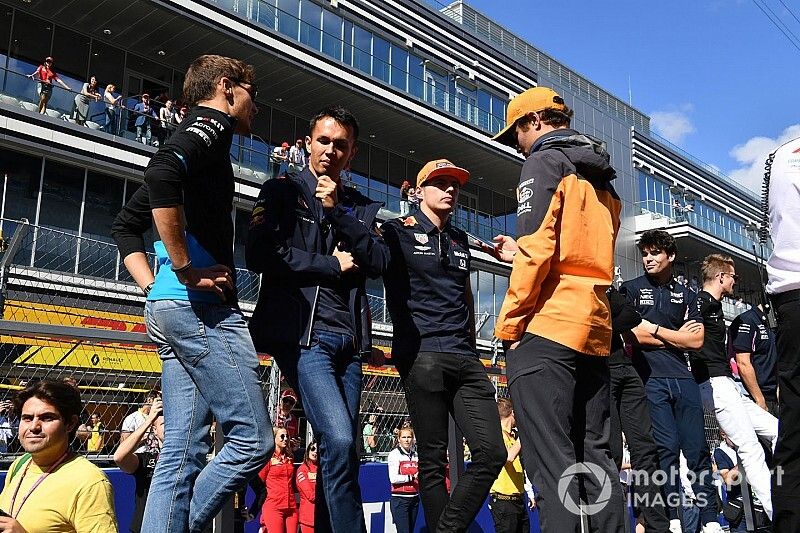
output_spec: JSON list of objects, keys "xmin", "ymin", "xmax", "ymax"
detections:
[{"xmin": 462, "ymin": 0, "xmax": 800, "ymax": 193}]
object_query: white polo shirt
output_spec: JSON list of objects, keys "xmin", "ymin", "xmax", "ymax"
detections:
[{"xmin": 767, "ymin": 136, "xmax": 800, "ymax": 295}]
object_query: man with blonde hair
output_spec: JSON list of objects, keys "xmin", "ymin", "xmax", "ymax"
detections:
[{"xmin": 693, "ymin": 253, "xmax": 778, "ymax": 520}]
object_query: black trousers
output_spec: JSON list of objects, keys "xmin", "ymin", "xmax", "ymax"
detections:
[
  {"xmin": 398, "ymin": 352, "xmax": 506, "ymax": 533},
  {"xmin": 609, "ymin": 364, "xmax": 671, "ymax": 533},
  {"xmin": 771, "ymin": 291, "xmax": 800, "ymax": 531},
  {"xmin": 508, "ymin": 334, "xmax": 625, "ymax": 533},
  {"xmin": 489, "ymin": 495, "xmax": 530, "ymax": 533}
]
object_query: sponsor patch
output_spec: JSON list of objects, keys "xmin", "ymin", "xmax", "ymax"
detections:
[{"xmin": 414, "ymin": 233, "xmax": 429, "ymax": 244}]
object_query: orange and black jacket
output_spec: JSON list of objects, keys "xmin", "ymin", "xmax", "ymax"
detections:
[{"xmin": 495, "ymin": 130, "xmax": 621, "ymax": 356}]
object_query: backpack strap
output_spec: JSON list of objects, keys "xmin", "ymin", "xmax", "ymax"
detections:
[{"xmin": 8, "ymin": 453, "xmax": 31, "ymax": 482}]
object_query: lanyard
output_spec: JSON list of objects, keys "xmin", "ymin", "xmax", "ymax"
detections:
[{"xmin": 9, "ymin": 451, "xmax": 70, "ymax": 519}]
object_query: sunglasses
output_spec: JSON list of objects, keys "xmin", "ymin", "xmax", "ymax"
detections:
[
  {"xmin": 309, "ymin": 446, "xmax": 318, "ymax": 451},
  {"xmin": 230, "ymin": 78, "xmax": 258, "ymax": 100},
  {"xmin": 278, "ymin": 434, "xmax": 288, "ymax": 440}
]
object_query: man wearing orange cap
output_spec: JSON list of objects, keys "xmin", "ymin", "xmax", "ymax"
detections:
[
  {"xmin": 490, "ymin": 87, "xmax": 625, "ymax": 532},
  {"xmin": 382, "ymin": 160, "xmax": 506, "ymax": 533}
]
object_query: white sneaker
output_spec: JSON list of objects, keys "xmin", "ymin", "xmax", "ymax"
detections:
[
  {"xmin": 701, "ymin": 523, "xmax": 724, "ymax": 533},
  {"xmin": 669, "ymin": 519, "xmax": 682, "ymax": 533}
]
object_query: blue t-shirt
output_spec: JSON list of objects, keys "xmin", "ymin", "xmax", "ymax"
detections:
[
  {"xmin": 147, "ymin": 232, "xmax": 222, "ymax": 304},
  {"xmin": 620, "ymin": 275, "xmax": 702, "ymax": 379},
  {"xmin": 729, "ymin": 308, "xmax": 778, "ymax": 401}
]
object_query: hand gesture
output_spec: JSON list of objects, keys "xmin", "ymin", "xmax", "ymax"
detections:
[
  {"xmin": 332, "ymin": 248, "xmax": 358, "ymax": 274},
  {"xmin": 315, "ymin": 175, "xmax": 338, "ymax": 209},
  {"xmin": 679, "ymin": 320, "xmax": 703, "ymax": 334},
  {"xmin": 490, "ymin": 235, "xmax": 518, "ymax": 263},
  {"xmin": 177, "ymin": 264, "xmax": 233, "ymax": 301},
  {"xmin": 146, "ymin": 399, "xmax": 163, "ymax": 423}
]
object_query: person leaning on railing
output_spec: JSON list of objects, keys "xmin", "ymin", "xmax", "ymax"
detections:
[
  {"xmin": 27, "ymin": 56, "xmax": 71, "ymax": 114},
  {"xmin": 103, "ymin": 84, "xmax": 123, "ymax": 134}
]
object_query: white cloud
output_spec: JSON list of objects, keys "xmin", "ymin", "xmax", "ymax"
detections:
[
  {"xmin": 650, "ymin": 105, "xmax": 696, "ymax": 145},
  {"xmin": 728, "ymin": 124, "xmax": 800, "ymax": 193}
]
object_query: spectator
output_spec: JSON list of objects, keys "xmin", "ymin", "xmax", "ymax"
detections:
[
  {"xmin": 74, "ymin": 75, "xmax": 101, "ymax": 125},
  {"xmin": 157, "ymin": 99, "xmax": 176, "ymax": 147},
  {"xmin": 399, "ymin": 180, "xmax": 412, "ymax": 216},
  {"xmin": 121, "ymin": 392, "xmax": 159, "ymax": 453},
  {"xmin": 489, "ymin": 398, "xmax": 529, "ymax": 533},
  {"xmin": 689, "ymin": 276, "xmax": 700, "ymax": 292},
  {"xmin": 289, "ymin": 138, "xmax": 307, "ymax": 171},
  {"xmin": 362, "ymin": 414, "xmax": 377, "ymax": 456},
  {"xmin": 114, "ymin": 398, "xmax": 164, "ymax": 533},
  {"xmin": 133, "ymin": 94, "xmax": 157, "ymax": 145},
  {"xmin": 0, "ymin": 380, "xmax": 117, "ymax": 532},
  {"xmin": 174, "ymin": 105, "xmax": 188, "ymax": 124},
  {"xmin": 271, "ymin": 141, "xmax": 290, "ymax": 176},
  {"xmin": 258, "ymin": 427, "xmax": 298, "ymax": 533},
  {"xmin": 693, "ymin": 254, "xmax": 777, "ymax": 520},
  {"xmin": 0, "ymin": 399, "xmax": 16, "ymax": 453},
  {"xmin": 27, "ymin": 56, "xmax": 71, "ymax": 114},
  {"xmin": 85, "ymin": 413, "xmax": 104, "ymax": 453},
  {"xmin": 387, "ymin": 426, "xmax": 419, "ymax": 533},
  {"xmin": 276, "ymin": 388, "xmax": 300, "ymax": 440},
  {"xmin": 104, "ymin": 84, "xmax": 122, "ymax": 134},
  {"xmin": 296, "ymin": 440, "xmax": 319, "ymax": 533},
  {"xmin": 730, "ymin": 304, "xmax": 779, "ymax": 416}
]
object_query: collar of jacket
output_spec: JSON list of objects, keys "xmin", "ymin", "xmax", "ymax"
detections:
[{"xmin": 412, "ymin": 208, "xmax": 452, "ymax": 235}]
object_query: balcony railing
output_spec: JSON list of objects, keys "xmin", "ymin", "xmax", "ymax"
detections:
[
  {"xmin": 634, "ymin": 200, "xmax": 769, "ymax": 256},
  {"xmin": 206, "ymin": 0, "xmax": 507, "ymax": 135}
]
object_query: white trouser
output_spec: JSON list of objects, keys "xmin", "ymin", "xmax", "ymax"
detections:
[{"xmin": 699, "ymin": 377, "xmax": 778, "ymax": 519}]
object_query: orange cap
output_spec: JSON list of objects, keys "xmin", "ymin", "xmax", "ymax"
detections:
[
  {"xmin": 416, "ymin": 159, "xmax": 470, "ymax": 188},
  {"xmin": 492, "ymin": 87, "xmax": 567, "ymax": 147}
]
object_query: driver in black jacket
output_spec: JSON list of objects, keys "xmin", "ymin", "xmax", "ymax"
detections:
[{"xmin": 246, "ymin": 105, "xmax": 388, "ymax": 533}]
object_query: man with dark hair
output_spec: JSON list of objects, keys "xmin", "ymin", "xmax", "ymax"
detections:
[
  {"xmin": 0, "ymin": 380, "xmax": 117, "ymax": 532},
  {"xmin": 111, "ymin": 54, "xmax": 272, "ymax": 533},
  {"xmin": 729, "ymin": 305, "xmax": 778, "ymax": 416},
  {"xmin": 693, "ymin": 254, "xmax": 777, "ymax": 521},
  {"xmin": 247, "ymin": 104, "xmax": 388, "ymax": 533},
  {"xmin": 765, "ymin": 135, "xmax": 800, "ymax": 530},
  {"xmin": 620, "ymin": 230, "xmax": 721, "ymax": 532},
  {"xmin": 382, "ymin": 160, "xmax": 505, "ymax": 532},
  {"xmin": 121, "ymin": 391, "xmax": 160, "ymax": 453},
  {"xmin": 491, "ymin": 86, "xmax": 624, "ymax": 532}
]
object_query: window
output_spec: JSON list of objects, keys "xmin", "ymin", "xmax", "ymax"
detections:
[
  {"xmin": 490, "ymin": 95, "xmax": 506, "ymax": 134},
  {"xmin": 79, "ymin": 171, "xmax": 124, "ymax": 277},
  {"xmin": 0, "ymin": 8, "xmax": 12, "ymax": 71},
  {"xmin": 372, "ymin": 36, "xmax": 390, "ymax": 83},
  {"xmin": 277, "ymin": 0, "xmax": 300, "ymax": 39},
  {"xmin": 256, "ymin": 0, "xmax": 277, "ymax": 29},
  {"xmin": 352, "ymin": 26, "xmax": 371, "ymax": 75},
  {"xmin": 343, "ymin": 20, "xmax": 353, "ymax": 66},
  {"xmin": 408, "ymin": 54, "xmax": 424, "ymax": 99},
  {"xmin": 299, "ymin": 0, "xmax": 322, "ymax": 49},
  {"xmin": 0, "ymin": 148, "xmax": 41, "ymax": 239},
  {"xmin": 35, "ymin": 160, "xmax": 84, "ymax": 271},
  {"xmin": 477, "ymin": 90, "xmax": 491, "ymax": 130},
  {"xmin": 321, "ymin": 10, "xmax": 342, "ymax": 59},
  {"xmin": 89, "ymin": 41, "xmax": 125, "ymax": 98},
  {"xmin": 389, "ymin": 45, "xmax": 407, "ymax": 91}
]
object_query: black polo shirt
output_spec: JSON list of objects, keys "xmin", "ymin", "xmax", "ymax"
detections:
[
  {"xmin": 620, "ymin": 275, "xmax": 702, "ymax": 379},
  {"xmin": 729, "ymin": 308, "xmax": 778, "ymax": 400},
  {"xmin": 382, "ymin": 211, "xmax": 474, "ymax": 362},
  {"xmin": 692, "ymin": 290, "xmax": 731, "ymax": 383}
]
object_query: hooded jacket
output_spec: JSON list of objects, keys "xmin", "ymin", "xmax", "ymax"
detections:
[
  {"xmin": 246, "ymin": 168, "xmax": 388, "ymax": 354},
  {"xmin": 495, "ymin": 129, "xmax": 621, "ymax": 356}
]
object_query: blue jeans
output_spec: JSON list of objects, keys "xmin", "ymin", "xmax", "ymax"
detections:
[
  {"xmin": 143, "ymin": 300, "xmax": 273, "ymax": 533},
  {"xmin": 271, "ymin": 330, "xmax": 366, "ymax": 533},
  {"xmin": 390, "ymin": 495, "xmax": 419, "ymax": 533},
  {"xmin": 644, "ymin": 377, "xmax": 717, "ymax": 525}
]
